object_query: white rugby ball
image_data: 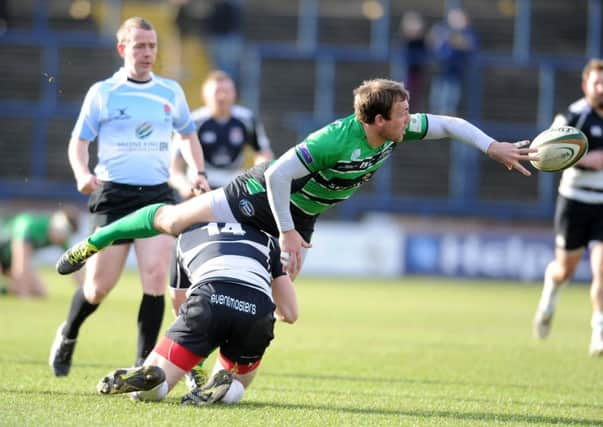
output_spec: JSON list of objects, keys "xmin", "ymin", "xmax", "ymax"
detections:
[{"xmin": 530, "ymin": 126, "xmax": 588, "ymax": 172}]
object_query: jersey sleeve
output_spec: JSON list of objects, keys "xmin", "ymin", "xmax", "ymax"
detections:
[
  {"xmin": 401, "ymin": 113, "xmax": 429, "ymax": 142},
  {"xmin": 72, "ymin": 82, "xmax": 103, "ymax": 142},
  {"xmin": 249, "ymin": 117, "xmax": 271, "ymax": 152},
  {"xmin": 172, "ymin": 83, "xmax": 196, "ymax": 135},
  {"xmin": 269, "ymin": 238, "xmax": 286, "ymax": 278},
  {"xmin": 172, "ymin": 240, "xmax": 192, "ymax": 288},
  {"xmin": 294, "ymin": 121, "xmax": 345, "ymax": 173}
]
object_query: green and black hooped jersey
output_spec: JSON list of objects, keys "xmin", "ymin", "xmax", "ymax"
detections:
[
  {"xmin": 291, "ymin": 113, "xmax": 428, "ymax": 215},
  {"xmin": 228, "ymin": 113, "xmax": 428, "ymax": 240}
]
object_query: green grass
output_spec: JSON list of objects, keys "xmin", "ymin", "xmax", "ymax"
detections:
[{"xmin": 1, "ymin": 269, "xmax": 602, "ymax": 426}]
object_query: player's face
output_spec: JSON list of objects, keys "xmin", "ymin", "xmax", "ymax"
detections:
[
  {"xmin": 119, "ymin": 28, "xmax": 157, "ymax": 81},
  {"xmin": 204, "ymin": 79, "xmax": 236, "ymax": 115},
  {"xmin": 380, "ymin": 99, "xmax": 410, "ymax": 142},
  {"xmin": 583, "ymin": 69, "xmax": 603, "ymax": 110}
]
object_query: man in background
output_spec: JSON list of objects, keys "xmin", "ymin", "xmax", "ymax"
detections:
[
  {"xmin": 533, "ymin": 58, "xmax": 603, "ymax": 356},
  {"xmin": 171, "ymin": 70, "xmax": 272, "ymax": 197}
]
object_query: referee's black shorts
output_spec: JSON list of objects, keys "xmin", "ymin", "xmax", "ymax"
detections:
[
  {"xmin": 166, "ymin": 281, "xmax": 276, "ymax": 364},
  {"xmin": 88, "ymin": 181, "xmax": 176, "ymax": 243}
]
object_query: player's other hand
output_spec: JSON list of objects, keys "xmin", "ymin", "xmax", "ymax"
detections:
[
  {"xmin": 191, "ymin": 173, "xmax": 210, "ymax": 195},
  {"xmin": 76, "ymin": 173, "xmax": 102, "ymax": 194},
  {"xmin": 279, "ymin": 229, "xmax": 312, "ymax": 280},
  {"xmin": 486, "ymin": 140, "xmax": 539, "ymax": 176}
]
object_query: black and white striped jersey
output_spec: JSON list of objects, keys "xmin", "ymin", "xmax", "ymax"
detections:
[
  {"xmin": 174, "ymin": 222, "xmax": 285, "ymax": 299},
  {"xmin": 553, "ymin": 98, "xmax": 603, "ymax": 203},
  {"xmin": 191, "ymin": 105, "xmax": 271, "ymax": 187}
]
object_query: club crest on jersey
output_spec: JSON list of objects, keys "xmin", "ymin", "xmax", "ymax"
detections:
[
  {"xmin": 135, "ymin": 122, "xmax": 153, "ymax": 139},
  {"xmin": 239, "ymin": 198, "xmax": 255, "ymax": 217},
  {"xmin": 163, "ymin": 104, "xmax": 171, "ymax": 122},
  {"xmin": 591, "ymin": 125, "xmax": 602, "ymax": 137},
  {"xmin": 299, "ymin": 143, "xmax": 313, "ymax": 164}
]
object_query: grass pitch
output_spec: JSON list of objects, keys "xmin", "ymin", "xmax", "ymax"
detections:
[{"xmin": 1, "ymin": 270, "xmax": 602, "ymax": 426}]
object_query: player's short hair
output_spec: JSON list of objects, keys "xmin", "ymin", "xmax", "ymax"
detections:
[
  {"xmin": 202, "ymin": 70, "xmax": 235, "ymax": 92},
  {"xmin": 353, "ymin": 79, "xmax": 409, "ymax": 123},
  {"xmin": 582, "ymin": 58, "xmax": 603, "ymax": 81},
  {"xmin": 116, "ymin": 17, "xmax": 155, "ymax": 44}
]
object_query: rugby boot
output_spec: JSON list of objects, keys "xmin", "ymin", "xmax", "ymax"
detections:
[
  {"xmin": 49, "ymin": 322, "xmax": 77, "ymax": 377},
  {"xmin": 181, "ymin": 369, "xmax": 233, "ymax": 405},
  {"xmin": 56, "ymin": 240, "xmax": 98, "ymax": 275},
  {"xmin": 184, "ymin": 365, "xmax": 209, "ymax": 392},
  {"xmin": 97, "ymin": 366, "xmax": 166, "ymax": 395}
]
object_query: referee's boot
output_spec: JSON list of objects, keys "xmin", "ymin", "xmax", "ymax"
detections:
[
  {"xmin": 181, "ymin": 369, "xmax": 233, "ymax": 406},
  {"xmin": 97, "ymin": 366, "xmax": 166, "ymax": 395},
  {"xmin": 49, "ymin": 322, "xmax": 77, "ymax": 377},
  {"xmin": 56, "ymin": 240, "xmax": 98, "ymax": 275}
]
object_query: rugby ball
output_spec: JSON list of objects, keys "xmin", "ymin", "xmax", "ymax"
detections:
[{"xmin": 530, "ymin": 126, "xmax": 588, "ymax": 172}]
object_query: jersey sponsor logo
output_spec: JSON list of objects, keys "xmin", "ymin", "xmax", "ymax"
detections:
[
  {"xmin": 116, "ymin": 140, "xmax": 169, "ymax": 152},
  {"xmin": 210, "ymin": 293, "xmax": 257, "ymax": 315},
  {"xmin": 135, "ymin": 122, "xmax": 153, "ymax": 139},
  {"xmin": 350, "ymin": 148, "xmax": 361, "ymax": 161},
  {"xmin": 239, "ymin": 198, "xmax": 255, "ymax": 217},
  {"xmin": 298, "ymin": 143, "xmax": 314, "ymax": 164},
  {"xmin": 334, "ymin": 144, "xmax": 395, "ymax": 172},
  {"xmin": 229, "ymin": 127, "xmax": 244, "ymax": 145}
]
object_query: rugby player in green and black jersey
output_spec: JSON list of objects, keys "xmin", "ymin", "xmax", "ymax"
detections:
[{"xmin": 57, "ymin": 78, "xmax": 538, "ymax": 280}]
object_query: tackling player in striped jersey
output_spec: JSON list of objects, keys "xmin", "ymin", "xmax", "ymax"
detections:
[{"xmin": 96, "ymin": 221, "xmax": 297, "ymax": 405}]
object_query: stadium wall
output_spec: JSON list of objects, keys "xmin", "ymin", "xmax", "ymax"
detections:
[{"xmin": 32, "ymin": 214, "xmax": 592, "ymax": 283}]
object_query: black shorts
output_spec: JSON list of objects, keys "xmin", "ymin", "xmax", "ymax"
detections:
[
  {"xmin": 222, "ymin": 164, "xmax": 317, "ymax": 242},
  {"xmin": 554, "ymin": 195, "xmax": 603, "ymax": 250},
  {"xmin": 165, "ymin": 281, "xmax": 276, "ymax": 364},
  {"xmin": 88, "ymin": 181, "xmax": 176, "ymax": 244}
]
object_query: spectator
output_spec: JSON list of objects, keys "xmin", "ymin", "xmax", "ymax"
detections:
[
  {"xmin": 399, "ymin": 11, "xmax": 428, "ymax": 111},
  {"xmin": 205, "ymin": 0, "xmax": 243, "ymax": 84},
  {"xmin": 428, "ymin": 8, "xmax": 477, "ymax": 115}
]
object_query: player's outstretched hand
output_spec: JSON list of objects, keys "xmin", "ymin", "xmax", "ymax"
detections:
[
  {"xmin": 279, "ymin": 229, "xmax": 312, "ymax": 280},
  {"xmin": 486, "ymin": 140, "xmax": 539, "ymax": 176}
]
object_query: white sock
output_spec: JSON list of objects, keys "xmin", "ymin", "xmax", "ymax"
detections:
[
  {"xmin": 591, "ymin": 311, "xmax": 603, "ymax": 333},
  {"xmin": 131, "ymin": 380, "xmax": 168, "ymax": 402},
  {"xmin": 538, "ymin": 268, "xmax": 567, "ymax": 315},
  {"xmin": 221, "ymin": 379, "xmax": 244, "ymax": 404}
]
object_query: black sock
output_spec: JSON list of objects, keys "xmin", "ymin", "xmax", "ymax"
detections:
[
  {"xmin": 136, "ymin": 294, "xmax": 165, "ymax": 363},
  {"xmin": 63, "ymin": 287, "xmax": 99, "ymax": 340}
]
